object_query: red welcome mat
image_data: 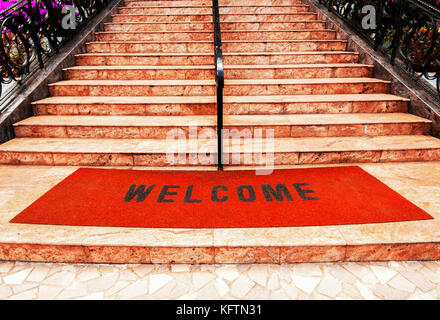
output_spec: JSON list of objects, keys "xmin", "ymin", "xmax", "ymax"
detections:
[{"xmin": 10, "ymin": 166, "xmax": 433, "ymax": 228}]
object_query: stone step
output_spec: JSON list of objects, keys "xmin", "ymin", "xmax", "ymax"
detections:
[
  {"xmin": 32, "ymin": 94, "xmax": 409, "ymax": 116},
  {"xmin": 224, "ymin": 64, "xmax": 372, "ymax": 79},
  {"xmin": 223, "ymin": 40, "xmax": 348, "ymax": 52},
  {"xmin": 47, "ymin": 78, "xmax": 389, "ymax": 96},
  {"xmin": 219, "ymin": 0, "xmax": 305, "ymax": 4},
  {"xmin": 63, "ymin": 65, "xmax": 215, "ymax": 81},
  {"xmin": 221, "ymin": 5, "xmax": 310, "ymax": 14},
  {"xmin": 13, "ymin": 113, "xmax": 430, "ymax": 139},
  {"xmin": 96, "ymin": 31, "xmax": 214, "ymax": 42},
  {"xmin": 104, "ymin": 22, "xmax": 214, "ymax": 32},
  {"xmin": 95, "ymin": 30, "xmax": 336, "ymax": 41},
  {"xmin": 86, "ymin": 40, "xmax": 347, "ymax": 53},
  {"xmin": 111, "ymin": 12, "xmax": 318, "ymax": 23},
  {"xmin": 75, "ymin": 51, "xmax": 359, "ymax": 66},
  {"xmin": 117, "ymin": 5, "xmax": 310, "ymax": 15},
  {"xmin": 220, "ymin": 21, "xmax": 327, "ymax": 31},
  {"xmin": 111, "ymin": 13, "xmax": 214, "ymax": 23},
  {"xmin": 224, "ymin": 30, "xmax": 337, "ymax": 41},
  {"xmin": 103, "ymin": 21, "xmax": 326, "ymax": 32},
  {"xmin": 63, "ymin": 64, "xmax": 373, "ymax": 80},
  {"xmin": 124, "ymin": 0, "xmax": 213, "ymax": 6},
  {"xmin": 124, "ymin": 0, "xmax": 304, "ymax": 6},
  {"xmin": 1, "ymin": 135, "xmax": 439, "ymax": 166},
  {"xmin": 119, "ymin": 7, "xmax": 214, "ymax": 15},
  {"xmin": 49, "ymin": 80, "xmax": 216, "ymax": 96}
]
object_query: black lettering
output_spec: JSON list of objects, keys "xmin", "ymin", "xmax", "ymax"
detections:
[
  {"xmin": 292, "ymin": 183, "xmax": 320, "ymax": 200},
  {"xmin": 157, "ymin": 185, "xmax": 179, "ymax": 203},
  {"xmin": 211, "ymin": 185, "xmax": 228, "ymax": 202},
  {"xmin": 237, "ymin": 185, "xmax": 256, "ymax": 202},
  {"xmin": 184, "ymin": 185, "xmax": 202, "ymax": 203},
  {"xmin": 123, "ymin": 184, "xmax": 155, "ymax": 202},
  {"xmin": 261, "ymin": 184, "xmax": 293, "ymax": 202}
]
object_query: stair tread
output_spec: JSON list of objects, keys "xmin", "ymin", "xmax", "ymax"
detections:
[
  {"xmin": 48, "ymin": 80, "xmax": 216, "ymax": 86},
  {"xmin": 2, "ymin": 136, "xmax": 440, "ymax": 153},
  {"xmin": 118, "ymin": 5, "xmax": 309, "ymax": 8},
  {"xmin": 104, "ymin": 20, "xmax": 326, "ymax": 24},
  {"xmin": 33, "ymin": 94, "xmax": 408, "ymax": 105},
  {"xmin": 65, "ymin": 65, "xmax": 216, "ymax": 70},
  {"xmin": 15, "ymin": 113, "xmax": 430, "ymax": 127},
  {"xmin": 65, "ymin": 63, "xmax": 372, "ymax": 70},
  {"xmin": 226, "ymin": 78, "xmax": 389, "ymax": 84}
]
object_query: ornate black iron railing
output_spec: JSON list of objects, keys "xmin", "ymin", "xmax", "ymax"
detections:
[
  {"xmin": 0, "ymin": 0, "xmax": 109, "ymax": 111},
  {"xmin": 318, "ymin": 0, "xmax": 440, "ymax": 102},
  {"xmin": 212, "ymin": 0, "xmax": 224, "ymax": 170}
]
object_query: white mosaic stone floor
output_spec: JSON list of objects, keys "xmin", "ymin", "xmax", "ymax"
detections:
[{"xmin": 1, "ymin": 261, "xmax": 440, "ymax": 300}]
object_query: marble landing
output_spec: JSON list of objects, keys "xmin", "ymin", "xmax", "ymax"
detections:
[{"xmin": 0, "ymin": 162, "xmax": 439, "ymax": 264}]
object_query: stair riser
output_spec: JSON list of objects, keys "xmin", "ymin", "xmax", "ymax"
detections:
[
  {"xmin": 223, "ymin": 41, "xmax": 347, "ymax": 52},
  {"xmin": 219, "ymin": 0, "xmax": 304, "ymax": 5},
  {"xmin": 76, "ymin": 54, "xmax": 215, "ymax": 66},
  {"xmin": 1, "ymin": 149, "xmax": 439, "ymax": 166},
  {"xmin": 224, "ymin": 83, "xmax": 390, "ymax": 95},
  {"xmin": 111, "ymin": 13, "xmax": 317, "ymax": 23},
  {"xmin": 223, "ymin": 31, "xmax": 336, "ymax": 41},
  {"xmin": 33, "ymin": 100, "xmax": 408, "ymax": 116},
  {"xmin": 226, "ymin": 149, "xmax": 440, "ymax": 165},
  {"xmin": 49, "ymin": 85, "xmax": 216, "ymax": 96},
  {"xmin": 117, "ymin": 6, "xmax": 310, "ymax": 15},
  {"xmin": 15, "ymin": 123, "xmax": 429, "ymax": 139},
  {"xmin": 96, "ymin": 32, "xmax": 213, "ymax": 42},
  {"xmin": 123, "ymin": 0, "xmax": 304, "ymax": 6},
  {"xmin": 49, "ymin": 82, "xmax": 388, "ymax": 97},
  {"xmin": 118, "ymin": 8, "xmax": 211, "ymax": 15},
  {"xmin": 95, "ymin": 31, "xmax": 336, "ymax": 41},
  {"xmin": 64, "ymin": 67, "xmax": 371, "ymax": 81},
  {"xmin": 220, "ymin": 6, "xmax": 310, "ymax": 14},
  {"xmin": 112, "ymin": 14, "xmax": 214, "ymax": 23},
  {"xmin": 104, "ymin": 21, "xmax": 326, "ymax": 32},
  {"xmin": 75, "ymin": 53, "xmax": 359, "ymax": 66},
  {"xmin": 123, "ymin": 0, "xmax": 213, "ymax": 6},
  {"xmin": 225, "ymin": 53, "xmax": 359, "ymax": 65},
  {"xmin": 64, "ymin": 68, "xmax": 214, "ymax": 80},
  {"xmin": 224, "ymin": 13, "xmax": 318, "ymax": 22},
  {"xmin": 86, "ymin": 41, "xmax": 346, "ymax": 53},
  {"xmin": 223, "ymin": 101, "xmax": 408, "ymax": 115},
  {"xmin": 86, "ymin": 42, "xmax": 213, "ymax": 54},
  {"xmin": 34, "ymin": 103, "xmax": 218, "ymax": 116},
  {"xmin": 225, "ymin": 67, "xmax": 372, "ymax": 79}
]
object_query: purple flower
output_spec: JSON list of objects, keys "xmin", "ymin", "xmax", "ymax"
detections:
[{"xmin": 0, "ymin": 1, "xmax": 21, "ymax": 13}]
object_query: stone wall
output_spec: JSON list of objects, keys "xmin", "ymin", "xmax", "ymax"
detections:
[{"xmin": 0, "ymin": 0, "xmax": 124, "ymax": 144}]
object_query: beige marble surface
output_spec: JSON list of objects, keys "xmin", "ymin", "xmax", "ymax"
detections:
[{"xmin": 1, "ymin": 260, "xmax": 440, "ymax": 299}]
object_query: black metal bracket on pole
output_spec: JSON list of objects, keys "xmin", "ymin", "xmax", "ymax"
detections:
[{"xmin": 212, "ymin": 0, "xmax": 224, "ymax": 170}]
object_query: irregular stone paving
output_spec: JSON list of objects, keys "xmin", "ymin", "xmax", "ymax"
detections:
[{"xmin": 1, "ymin": 261, "xmax": 440, "ymax": 299}]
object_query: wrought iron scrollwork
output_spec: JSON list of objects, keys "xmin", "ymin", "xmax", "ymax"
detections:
[
  {"xmin": 0, "ymin": 0, "xmax": 108, "ymax": 109},
  {"xmin": 318, "ymin": 0, "xmax": 440, "ymax": 101}
]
